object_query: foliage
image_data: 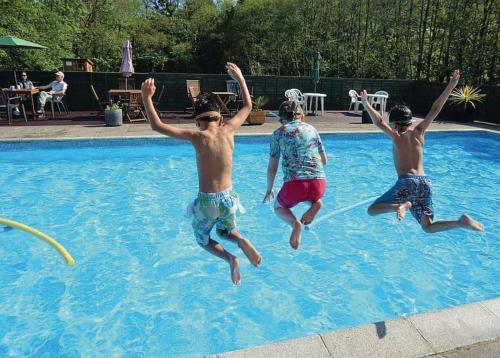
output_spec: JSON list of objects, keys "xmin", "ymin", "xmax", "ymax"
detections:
[
  {"xmin": 106, "ymin": 103, "xmax": 121, "ymax": 111},
  {"xmin": 0, "ymin": 0, "xmax": 498, "ymax": 85},
  {"xmin": 448, "ymin": 85, "xmax": 486, "ymax": 110},
  {"xmin": 252, "ymin": 96, "xmax": 268, "ymax": 111}
]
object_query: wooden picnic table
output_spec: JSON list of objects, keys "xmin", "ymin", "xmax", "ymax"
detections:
[
  {"xmin": 212, "ymin": 91, "xmax": 235, "ymax": 115},
  {"xmin": 3, "ymin": 88, "xmax": 39, "ymax": 120},
  {"xmin": 108, "ymin": 89, "xmax": 147, "ymax": 122},
  {"xmin": 108, "ymin": 89, "xmax": 142, "ymax": 102}
]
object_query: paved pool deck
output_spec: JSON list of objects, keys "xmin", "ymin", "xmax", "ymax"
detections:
[
  {"xmin": 1, "ymin": 116, "xmax": 498, "ymax": 357},
  {"xmin": 0, "ymin": 112, "xmax": 498, "ymax": 140}
]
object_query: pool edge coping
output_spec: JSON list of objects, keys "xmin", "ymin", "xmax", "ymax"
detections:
[
  {"xmin": 0, "ymin": 127, "xmax": 497, "ymax": 143},
  {"xmin": 207, "ymin": 296, "xmax": 500, "ymax": 357}
]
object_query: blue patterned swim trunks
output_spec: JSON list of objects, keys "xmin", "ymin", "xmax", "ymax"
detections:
[
  {"xmin": 187, "ymin": 188, "xmax": 245, "ymax": 246},
  {"xmin": 374, "ymin": 174, "xmax": 434, "ymax": 224}
]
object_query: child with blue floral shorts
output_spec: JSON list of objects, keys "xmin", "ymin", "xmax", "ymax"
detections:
[{"xmin": 361, "ymin": 69, "xmax": 483, "ymax": 233}]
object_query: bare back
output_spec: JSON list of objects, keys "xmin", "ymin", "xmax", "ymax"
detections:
[
  {"xmin": 191, "ymin": 126, "xmax": 234, "ymax": 193},
  {"xmin": 392, "ymin": 127, "xmax": 425, "ymax": 176}
]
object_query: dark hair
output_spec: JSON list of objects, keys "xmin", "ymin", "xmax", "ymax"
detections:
[
  {"xmin": 389, "ymin": 105, "xmax": 412, "ymax": 124},
  {"xmin": 278, "ymin": 100, "xmax": 303, "ymax": 122},
  {"xmin": 193, "ymin": 93, "xmax": 221, "ymax": 121}
]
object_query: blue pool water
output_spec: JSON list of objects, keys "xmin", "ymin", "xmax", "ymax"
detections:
[{"xmin": 0, "ymin": 131, "xmax": 499, "ymax": 357}]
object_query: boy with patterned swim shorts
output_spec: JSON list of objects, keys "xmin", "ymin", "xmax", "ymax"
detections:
[
  {"xmin": 362, "ymin": 69, "xmax": 483, "ymax": 233},
  {"xmin": 141, "ymin": 63, "xmax": 261, "ymax": 285},
  {"xmin": 263, "ymin": 100, "xmax": 328, "ymax": 249}
]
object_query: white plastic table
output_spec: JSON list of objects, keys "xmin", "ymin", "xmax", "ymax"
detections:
[{"xmin": 303, "ymin": 93, "xmax": 327, "ymax": 115}]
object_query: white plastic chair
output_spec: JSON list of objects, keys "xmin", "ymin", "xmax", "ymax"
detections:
[
  {"xmin": 285, "ymin": 89, "xmax": 297, "ymax": 101},
  {"xmin": 290, "ymin": 89, "xmax": 305, "ymax": 107},
  {"xmin": 371, "ymin": 90, "xmax": 389, "ymax": 115},
  {"xmin": 348, "ymin": 90, "xmax": 363, "ymax": 113},
  {"xmin": 285, "ymin": 88, "xmax": 305, "ymax": 109}
]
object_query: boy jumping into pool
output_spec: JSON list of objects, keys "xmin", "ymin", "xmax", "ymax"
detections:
[
  {"xmin": 263, "ymin": 100, "xmax": 327, "ymax": 249},
  {"xmin": 362, "ymin": 69, "xmax": 483, "ymax": 233},
  {"xmin": 141, "ymin": 63, "xmax": 261, "ymax": 285}
]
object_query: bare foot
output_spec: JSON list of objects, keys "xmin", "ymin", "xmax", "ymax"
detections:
[
  {"xmin": 397, "ymin": 201, "xmax": 412, "ymax": 221},
  {"xmin": 229, "ymin": 256, "xmax": 240, "ymax": 285},
  {"xmin": 238, "ymin": 239, "xmax": 262, "ymax": 267},
  {"xmin": 301, "ymin": 200, "xmax": 323, "ymax": 225},
  {"xmin": 290, "ymin": 220, "xmax": 302, "ymax": 249},
  {"xmin": 459, "ymin": 214, "xmax": 484, "ymax": 232}
]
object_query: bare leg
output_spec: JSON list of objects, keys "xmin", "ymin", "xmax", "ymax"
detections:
[
  {"xmin": 421, "ymin": 214, "xmax": 484, "ymax": 233},
  {"xmin": 368, "ymin": 201, "xmax": 412, "ymax": 221},
  {"xmin": 216, "ymin": 228, "xmax": 262, "ymax": 267},
  {"xmin": 301, "ymin": 200, "xmax": 323, "ymax": 225},
  {"xmin": 275, "ymin": 206, "xmax": 302, "ymax": 249},
  {"xmin": 200, "ymin": 238, "xmax": 240, "ymax": 285}
]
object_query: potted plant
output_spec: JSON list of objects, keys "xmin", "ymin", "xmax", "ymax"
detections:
[
  {"xmin": 447, "ymin": 85, "xmax": 486, "ymax": 123},
  {"xmin": 247, "ymin": 96, "xmax": 268, "ymax": 125},
  {"xmin": 104, "ymin": 103, "xmax": 123, "ymax": 126}
]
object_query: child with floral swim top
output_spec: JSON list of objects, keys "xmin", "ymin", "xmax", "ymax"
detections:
[
  {"xmin": 263, "ymin": 100, "xmax": 327, "ymax": 249},
  {"xmin": 141, "ymin": 63, "xmax": 262, "ymax": 285}
]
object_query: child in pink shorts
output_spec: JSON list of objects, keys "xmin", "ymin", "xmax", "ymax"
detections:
[{"xmin": 263, "ymin": 100, "xmax": 327, "ymax": 249}]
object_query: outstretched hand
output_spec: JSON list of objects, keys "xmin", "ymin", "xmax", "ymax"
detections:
[
  {"xmin": 141, "ymin": 78, "xmax": 156, "ymax": 100},
  {"xmin": 449, "ymin": 69, "xmax": 460, "ymax": 87},
  {"xmin": 226, "ymin": 62, "xmax": 244, "ymax": 82},
  {"xmin": 263, "ymin": 189, "xmax": 274, "ymax": 203},
  {"xmin": 360, "ymin": 89, "xmax": 369, "ymax": 103}
]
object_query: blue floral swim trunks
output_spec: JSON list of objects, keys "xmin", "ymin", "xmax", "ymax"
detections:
[
  {"xmin": 188, "ymin": 188, "xmax": 245, "ymax": 246},
  {"xmin": 374, "ymin": 174, "xmax": 434, "ymax": 223}
]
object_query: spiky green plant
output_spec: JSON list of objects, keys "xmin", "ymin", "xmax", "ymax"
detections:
[
  {"xmin": 252, "ymin": 96, "xmax": 269, "ymax": 111},
  {"xmin": 448, "ymin": 85, "xmax": 486, "ymax": 110}
]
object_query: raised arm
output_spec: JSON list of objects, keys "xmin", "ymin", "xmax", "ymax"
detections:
[
  {"xmin": 224, "ymin": 62, "xmax": 252, "ymax": 131},
  {"xmin": 416, "ymin": 69, "xmax": 460, "ymax": 133},
  {"xmin": 263, "ymin": 156, "xmax": 279, "ymax": 203},
  {"xmin": 141, "ymin": 78, "xmax": 197, "ymax": 141},
  {"xmin": 360, "ymin": 90, "xmax": 395, "ymax": 138}
]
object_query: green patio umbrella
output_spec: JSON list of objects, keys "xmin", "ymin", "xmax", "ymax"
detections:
[
  {"xmin": 312, "ymin": 51, "xmax": 321, "ymax": 93},
  {"xmin": 0, "ymin": 35, "xmax": 47, "ymax": 84}
]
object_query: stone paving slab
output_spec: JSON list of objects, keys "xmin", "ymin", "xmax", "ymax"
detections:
[
  {"xmin": 320, "ymin": 318, "xmax": 434, "ymax": 358},
  {"xmin": 206, "ymin": 335, "xmax": 330, "ymax": 358},
  {"xmin": 428, "ymin": 338, "xmax": 500, "ymax": 358},
  {"xmin": 481, "ymin": 298, "xmax": 500, "ymax": 319},
  {"xmin": 407, "ymin": 300, "xmax": 500, "ymax": 353}
]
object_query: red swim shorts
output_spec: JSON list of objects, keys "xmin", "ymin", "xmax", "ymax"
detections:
[{"xmin": 276, "ymin": 179, "xmax": 326, "ymax": 208}]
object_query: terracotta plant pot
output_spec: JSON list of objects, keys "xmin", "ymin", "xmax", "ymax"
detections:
[{"xmin": 247, "ymin": 110, "xmax": 266, "ymax": 125}]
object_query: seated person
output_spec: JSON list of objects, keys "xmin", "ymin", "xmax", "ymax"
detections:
[
  {"xmin": 36, "ymin": 71, "xmax": 68, "ymax": 116},
  {"xmin": 18, "ymin": 71, "xmax": 34, "ymax": 89},
  {"xmin": 12, "ymin": 71, "xmax": 34, "ymax": 116}
]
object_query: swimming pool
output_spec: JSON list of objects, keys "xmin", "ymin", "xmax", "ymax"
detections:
[{"xmin": 0, "ymin": 131, "xmax": 498, "ymax": 357}]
